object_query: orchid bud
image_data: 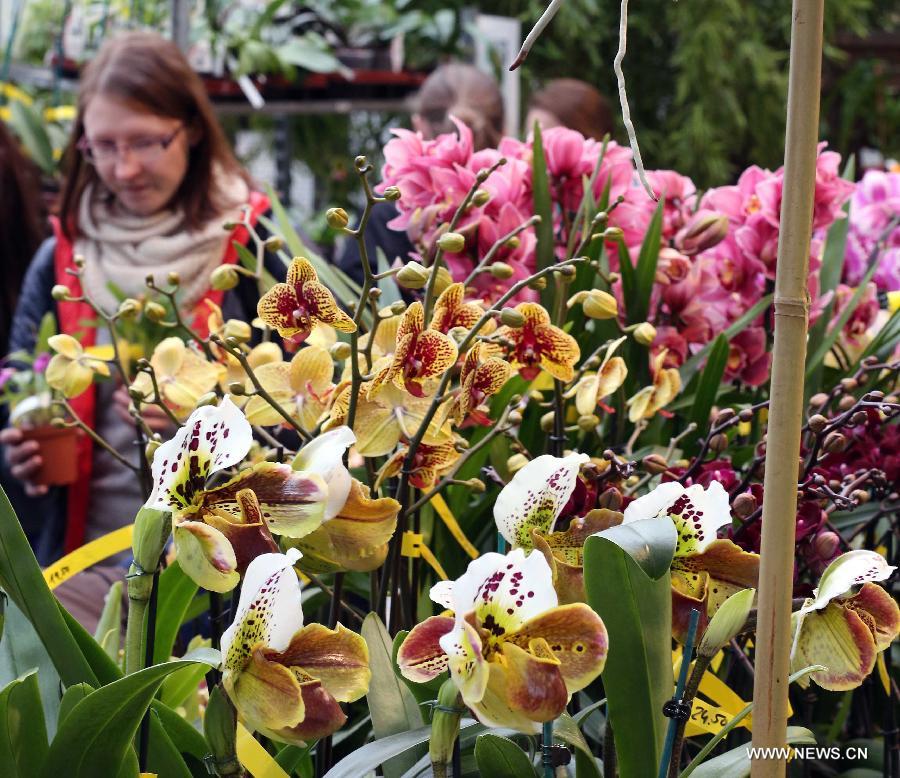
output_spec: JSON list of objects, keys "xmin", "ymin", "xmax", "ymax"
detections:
[
  {"xmin": 598, "ymin": 487, "xmax": 624, "ymax": 511},
  {"xmin": 447, "ymin": 326, "xmax": 469, "ymax": 345},
  {"xmin": 223, "ymin": 319, "xmax": 252, "ymax": 342},
  {"xmin": 600, "ymin": 227, "xmax": 624, "ymax": 241},
  {"xmin": 326, "ymin": 208, "xmax": 350, "ymax": 230},
  {"xmin": 390, "ymin": 300, "xmax": 407, "ymax": 315},
  {"xmin": 823, "ymin": 432, "xmax": 848, "ymax": 453},
  {"xmin": 263, "ymin": 236, "xmax": 285, "ymax": 252},
  {"xmin": 500, "ymin": 307, "xmax": 526, "ymax": 328},
  {"xmin": 368, "ymin": 287, "xmax": 382, "ymax": 301},
  {"xmin": 504, "ymin": 236, "xmax": 521, "ymax": 250},
  {"xmin": 527, "ymin": 275, "xmax": 547, "ymax": 291},
  {"xmin": 437, "ymin": 232, "xmax": 466, "ymax": 254},
  {"xmin": 812, "ymin": 531, "xmax": 840, "ymax": 560},
  {"xmin": 196, "ymin": 392, "xmax": 219, "ymax": 408},
  {"xmin": 144, "ymin": 301, "xmax": 168, "ymax": 323},
  {"xmin": 204, "ymin": 685, "xmax": 241, "ymax": 778},
  {"xmin": 489, "ymin": 262, "xmax": 515, "ymax": 280},
  {"xmin": 674, "ymin": 210, "xmax": 729, "ymax": 255},
  {"xmin": 569, "ymin": 289, "xmax": 618, "ymax": 320},
  {"xmin": 838, "ymin": 395, "xmax": 856, "ymax": 411},
  {"xmin": 507, "ymin": 409, "xmax": 523, "ymax": 425},
  {"xmin": 396, "ymin": 261, "xmax": 430, "ymax": 289},
  {"xmin": 732, "ymin": 492, "xmax": 757, "ymax": 519},
  {"xmin": 130, "ymin": 506, "xmax": 170, "ymax": 588},
  {"xmin": 355, "ymin": 155, "xmax": 367, "ymax": 168},
  {"xmin": 144, "ymin": 437, "xmax": 160, "ymax": 464},
  {"xmin": 228, "ymin": 382, "xmax": 246, "ymax": 396},
  {"xmin": 738, "ymin": 408, "xmax": 754, "ymax": 422},
  {"xmin": 642, "ymin": 453, "xmax": 669, "ymax": 475},
  {"xmin": 809, "ymin": 392, "xmax": 829, "ymax": 409},
  {"xmin": 433, "ymin": 267, "xmax": 453, "ymax": 296},
  {"xmin": 540, "ymin": 412, "xmax": 556, "ymax": 433},
  {"xmin": 506, "ymin": 453, "xmax": 529, "ymax": 473},
  {"xmin": 383, "ymin": 186, "xmax": 401, "ymax": 201},
  {"xmin": 714, "ymin": 408, "xmax": 735, "ymax": 425},
  {"xmin": 51, "ymin": 285, "xmax": 71, "ymax": 301},
  {"xmin": 429, "ymin": 679, "xmax": 464, "ymax": 774},
  {"xmin": 709, "ymin": 433, "xmax": 728, "ymax": 453},
  {"xmin": 128, "ymin": 386, "xmax": 146, "ymax": 403},
  {"xmin": 167, "ymin": 271, "xmax": 181, "ymax": 286},
  {"xmin": 556, "ymin": 264, "xmax": 577, "ymax": 278},
  {"xmin": 73, "ymin": 255, "xmax": 86, "ymax": 268},
  {"xmin": 222, "ymin": 220, "xmax": 238, "ymax": 231},
  {"xmin": 807, "ymin": 414, "xmax": 828, "ymax": 433},
  {"xmin": 466, "ymin": 478, "xmax": 486, "ymax": 493},
  {"xmin": 632, "ymin": 322, "xmax": 657, "ymax": 346},
  {"xmin": 472, "ymin": 189, "xmax": 490, "ymax": 206},
  {"xmin": 577, "ymin": 414, "xmax": 600, "ymax": 432},
  {"xmin": 117, "ymin": 298, "xmax": 141, "ymax": 319},
  {"xmin": 840, "ymin": 377, "xmax": 858, "ymax": 392},
  {"xmin": 330, "ymin": 342, "xmax": 352, "ymax": 361},
  {"xmin": 210, "ymin": 265, "xmax": 240, "ymax": 291}
]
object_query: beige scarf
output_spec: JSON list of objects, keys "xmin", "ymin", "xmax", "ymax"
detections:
[{"xmin": 75, "ymin": 173, "xmax": 251, "ymax": 313}]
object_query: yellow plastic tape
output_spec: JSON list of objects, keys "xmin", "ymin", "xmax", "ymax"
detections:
[
  {"xmin": 876, "ymin": 652, "xmax": 890, "ymax": 696},
  {"xmin": 44, "ymin": 105, "xmax": 76, "ymax": 122},
  {"xmin": 430, "ymin": 493, "xmax": 478, "ymax": 559},
  {"xmin": 0, "ymin": 82, "xmax": 33, "ymax": 104},
  {"xmin": 44, "ymin": 525, "xmax": 134, "ymax": 589},
  {"xmin": 887, "ymin": 290, "xmax": 899, "ymax": 313},
  {"xmin": 0, "ymin": 107, "xmax": 9, "ymax": 121},
  {"xmin": 401, "ymin": 531, "xmax": 448, "ymax": 580},
  {"xmin": 236, "ymin": 723, "xmax": 290, "ymax": 778}
]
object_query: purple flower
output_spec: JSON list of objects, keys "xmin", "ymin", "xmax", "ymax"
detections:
[
  {"xmin": 33, "ymin": 352, "xmax": 51, "ymax": 373},
  {"xmin": 844, "ymin": 169, "xmax": 900, "ymax": 291}
]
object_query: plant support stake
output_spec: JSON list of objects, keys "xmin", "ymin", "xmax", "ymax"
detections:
[{"xmin": 751, "ymin": 1, "xmax": 824, "ymax": 775}]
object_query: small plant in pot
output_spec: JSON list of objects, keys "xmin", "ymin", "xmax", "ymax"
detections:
[{"xmin": 0, "ymin": 313, "xmax": 90, "ymax": 486}]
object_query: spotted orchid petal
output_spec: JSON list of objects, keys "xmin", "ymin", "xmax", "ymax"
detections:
[
  {"xmin": 222, "ymin": 548, "xmax": 305, "ymax": 673},
  {"xmin": 799, "ymin": 550, "xmax": 896, "ymax": 615},
  {"xmin": 227, "ymin": 647, "xmax": 304, "ymax": 732},
  {"xmin": 146, "ymin": 397, "xmax": 253, "ymax": 516},
  {"xmin": 494, "ymin": 453, "xmax": 590, "ymax": 548},
  {"xmin": 430, "ymin": 580, "xmax": 454, "ymax": 610},
  {"xmin": 173, "ymin": 520, "xmax": 241, "ymax": 593},
  {"xmin": 397, "ymin": 615, "xmax": 455, "ymax": 683},
  {"xmin": 292, "ymin": 426, "xmax": 356, "ymax": 520},
  {"xmin": 623, "ymin": 480, "xmax": 732, "ymax": 555},
  {"xmin": 439, "ymin": 619, "xmax": 489, "ymax": 706}
]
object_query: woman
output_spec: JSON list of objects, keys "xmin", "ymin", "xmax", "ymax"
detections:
[
  {"xmin": 0, "ymin": 31, "xmax": 284, "ymax": 628},
  {"xmin": 526, "ymin": 78, "xmax": 614, "ymax": 141},
  {"xmin": 336, "ymin": 63, "xmax": 504, "ymax": 284}
]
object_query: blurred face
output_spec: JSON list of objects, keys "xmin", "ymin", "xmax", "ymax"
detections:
[
  {"xmin": 81, "ymin": 94, "xmax": 191, "ymax": 216},
  {"xmin": 524, "ymin": 107, "xmax": 561, "ymax": 136}
]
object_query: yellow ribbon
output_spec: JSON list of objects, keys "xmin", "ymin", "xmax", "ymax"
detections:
[
  {"xmin": 0, "ymin": 82, "xmax": 33, "ymax": 104},
  {"xmin": 44, "ymin": 105, "xmax": 76, "ymax": 122},
  {"xmin": 876, "ymin": 652, "xmax": 890, "ymax": 696},
  {"xmin": 401, "ymin": 531, "xmax": 448, "ymax": 580},
  {"xmin": 887, "ymin": 290, "xmax": 899, "ymax": 313},
  {"xmin": 430, "ymin": 493, "xmax": 478, "ymax": 559},
  {"xmin": 236, "ymin": 723, "xmax": 290, "ymax": 778},
  {"xmin": 44, "ymin": 525, "xmax": 134, "ymax": 589},
  {"xmin": 0, "ymin": 107, "xmax": 9, "ymax": 121}
]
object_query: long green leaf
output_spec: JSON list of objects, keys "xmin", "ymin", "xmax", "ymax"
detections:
[
  {"xmin": 8, "ymin": 101, "xmax": 54, "ymax": 174},
  {"xmin": 530, "ymin": 123, "xmax": 556, "ymax": 310},
  {"xmin": 360, "ymin": 613, "xmax": 424, "ymax": 778},
  {"xmin": 40, "ymin": 657, "xmax": 216, "ymax": 778},
  {"xmin": 0, "ymin": 670, "xmax": 48, "ymax": 777},
  {"xmin": 474, "ymin": 733, "xmax": 537, "ymax": 777},
  {"xmin": 145, "ymin": 705, "xmax": 197, "ymax": 778},
  {"xmin": 233, "ymin": 240, "xmax": 278, "ymax": 291},
  {"xmin": 583, "ymin": 519, "xmax": 676, "ymax": 778},
  {"xmin": 689, "ymin": 726, "xmax": 815, "ymax": 778},
  {"xmin": 93, "ymin": 580, "xmax": 123, "ymax": 661},
  {"xmin": 680, "ymin": 294, "xmax": 773, "ymax": 381},
  {"xmin": 818, "ymin": 155, "xmax": 855, "ymax": 297},
  {"xmin": 631, "ymin": 200, "xmax": 665, "ymax": 325},
  {"xmin": 152, "ymin": 561, "xmax": 199, "ymax": 664},
  {"xmin": 554, "ymin": 713, "xmax": 602, "ymax": 778},
  {"xmin": 0, "ymin": 486, "xmax": 97, "ymax": 687},
  {"xmin": 688, "ymin": 334, "xmax": 730, "ymax": 443}
]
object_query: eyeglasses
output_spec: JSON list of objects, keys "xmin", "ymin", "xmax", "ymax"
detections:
[{"xmin": 77, "ymin": 125, "xmax": 183, "ymax": 165}]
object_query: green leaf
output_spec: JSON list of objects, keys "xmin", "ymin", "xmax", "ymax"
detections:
[
  {"xmin": 688, "ymin": 726, "xmax": 815, "ymax": 778},
  {"xmin": 554, "ymin": 713, "xmax": 602, "ymax": 778},
  {"xmin": 631, "ymin": 200, "xmax": 665, "ymax": 325},
  {"xmin": 0, "ymin": 671, "xmax": 49, "ymax": 777},
  {"xmin": 8, "ymin": 100, "xmax": 55, "ymax": 174},
  {"xmin": 583, "ymin": 520, "xmax": 676, "ymax": 778},
  {"xmin": 40, "ymin": 657, "xmax": 216, "ymax": 778},
  {"xmin": 277, "ymin": 35, "xmax": 351, "ymax": 78},
  {"xmin": 0, "ymin": 486, "xmax": 98, "ymax": 687},
  {"xmin": 160, "ymin": 662, "xmax": 209, "ymax": 710},
  {"xmin": 687, "ymin": 334, "xmax": 730, "ymax": 444},
  {"xmin": 530, "ymin": 122, "xmax": 556, "ymax": 310},
  {"xmin": 152, "ymin": 561, "xmax": 199, "ymax": 665},
  {"xmin": 151, "ymin": 699, "xmax": 209, "ymax": 762},
  {"xmin": 474, "ymin": 733, "xmax": 537, "ymax": 778},
  {"xmin": 144, "ymin": 706, "xmax": 195, "ymax": 778},
  {"xmin": 818, "ymin": 155, "xmax": 855, "ymax": 297},
  {"xmin": 360, "ymin": 613, "xmax": 424, "ymax": 778},
  {"xmin": 233, "ymin": 240, "xmax": 278, "ymax": 291},
  {"xmin": 93, "ymin": 580, "xmax": 123, "ymax": 662},
  {"xmin": 57, "ymin": 683, "xmax": 93, "ymax": 725},
  {"xmin": 35, "ymin": 312, "xmax": 57, "ymax": 355},
  {"xmin": 679, "ymin": 294, "xmax": 773, "ymax": 382}
]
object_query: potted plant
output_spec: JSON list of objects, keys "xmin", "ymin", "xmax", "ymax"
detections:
[{"xmin": 0, "ymin": 312, "xmax": 81, "ymax": 485}]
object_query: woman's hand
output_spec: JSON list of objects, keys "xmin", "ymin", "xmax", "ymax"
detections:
[
  {"xmin": 112, "ymin": 386, "xmax": 178, "ymax": 436},
  {"xmin": 0, "ymin": 427, "xmax": 49, "ymax": 496}
]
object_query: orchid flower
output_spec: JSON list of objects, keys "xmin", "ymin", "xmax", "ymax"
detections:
[
  {"xmin": 243, "ymin": 346, "xmax": 336, "ymax": 432},
  {"xmin": 145, "ymin": 397, "xmax": 330, "ymax": 592},
  {"xmin": 429, "ymin": 283, "xmax": 491, "ymax": 334},
  {"xmin": 567, "ymin": 337, "xmax": 628, "ymax": 416},
  {"xmin": 791, "ymin": 550, "xmax": 898, "ymax": 691},
  {"xmin": 397, "ymin": 549, "xmax": 607, "ymax": 732},
  {"xmin": 222, "ymin": 549, "xmax": 370, "ymax": 745},
  {"xmin": 496, "ymin": 303, "xmax": 580, "ymax": 382},
  {"xmin": 45, "ymin": 334, "xmax": 111, "ymax": 398},
  {"xmin": 257, "ymin": 257, "xmax": 356, "ymax": 345},
  {"xmin": 626, "ymin": 350, "xmax": 681, "ymax": 422},
  {"xmin": 621, "ymin": 480, "xmax": 760, "ymax": 642},
  {"xmin": 378, "ymin": 440, "xmax": 460, "ymax": 490},
  {"xmin": 450, "ymin": 343, "xmax": 511, "ymax": 427},
  {"xmin": 368, "ymin": 302, "xmax": 458, "ymax": 398},
  {"xmin": 129, "ymin": 337, "xmax": 224, "ymax": 421}
]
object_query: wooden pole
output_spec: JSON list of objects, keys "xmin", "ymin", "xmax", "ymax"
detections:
[{"xmin": 751, "ymin": 1, "xmax": 824, "ymax": 775}]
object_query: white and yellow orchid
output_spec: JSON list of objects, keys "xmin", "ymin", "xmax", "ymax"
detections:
[
  {"xmin": 567, "ymin": 337, "xmax": 628, "ymax": 416},
  {"xmin": 222, "ymin": 549, "xmax": 370, "ymax": 746},
  {"xmin": 45, "ymin": 334, "xmax": 110, "ymax": 398},
  {"xmin": 398, "ymin": 548, "xmax": 607, "ymax": 732},
  {"xmin": 791, "ymin": 550, "xmax": 898, "ymax": 691},
  {"xmin": 626, "ymin": 349, "xmax": 681, "ymax": 422}
]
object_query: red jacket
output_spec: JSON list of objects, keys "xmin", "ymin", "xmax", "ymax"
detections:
[{"xmin": 51, "ymin": 191, "xmax": 270, "ymax": 552}]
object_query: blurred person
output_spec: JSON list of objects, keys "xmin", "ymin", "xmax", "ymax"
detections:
[
  {"xmin": 336, "ymin": 62, "xmax": 504, "ymax": 284},
  {"xmin": 526, "ymin": 78, "xmax": 614, "ymax": 141},
  {"xmin": 0, "ymin": 31, "xmax": 285, "ymax": 631}
]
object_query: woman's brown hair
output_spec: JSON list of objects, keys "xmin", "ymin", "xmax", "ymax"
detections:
[
  {"xmin": 58, "ymin": 31, "xmax": 249, "ymax": 239},
  {"xmin": 415, "ymin": 63, "xmax": 504, "ymax": 151},
  {"xmin": 529, "ymin": 79, "xmax": 614, "ymax": 141},
  {"xmin": 0, "ymin": 121, "xmax": 46, "ymax": 351}
]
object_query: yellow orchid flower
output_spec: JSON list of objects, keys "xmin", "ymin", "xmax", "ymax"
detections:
[
  {"xmin": 220, "ymin": 341, "xmax": 284, "ymax": 399},
  {"xmin": 451, "ymin": 343, "xmax": 511, "ymax": 427},
  {"xmin": 130, "ymin": 337, "xmax": 225, "ymax": 421},
  {"xmin": 368, "ymin": 302, "xmax": 458, "ymax": 398},
  {"xmin": 346, "ymin": 309, "xmax": 402, "ymax": 380},
  {"xmin": 45, "ymin": 334, "xmax": 111, "ymax": 398},
  {"xmin": 243, "ymin": 346, "xmax": 335, "ymax": 432},
  {"xmin": 257, "ymin": 257, "xmax": 356, "ymax": 345},
  {"xmin": 626, "ymin": 349, "xmax": 681, "ymax": 422},
  {"xmin": 429, "ymin": 283, "xmax": 491, "ymax": 334},
  {"xmin": 791, "ymin": 550, "xmax": 899, "ymax": 691},
  {"xmin": 222, "ymin": 549, "xmax": 370, "ymax": 746},
  {"xmin": 379, "ymin": 440, "xmax": 460, "ymax": 490},
  {"xmin": 496, "ymin": 303, "xmax": 580, "ymax": 382},
  {"xmin": 398, "ymin": 549, "xmax": 607, "ymax": 733},
  {"xmin": 567, "ymin": 337, "xmax": 628, "ymax": 416}
]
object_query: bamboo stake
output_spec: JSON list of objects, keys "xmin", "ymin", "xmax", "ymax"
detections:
[{"xmin": 751, "ymin": 1, "xmax": 824, "ymax": 775}]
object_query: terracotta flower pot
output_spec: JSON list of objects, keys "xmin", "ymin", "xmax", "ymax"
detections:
[{"xmin": 19, "ymin": 426, "xmax": 81, "ymax": 486}]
